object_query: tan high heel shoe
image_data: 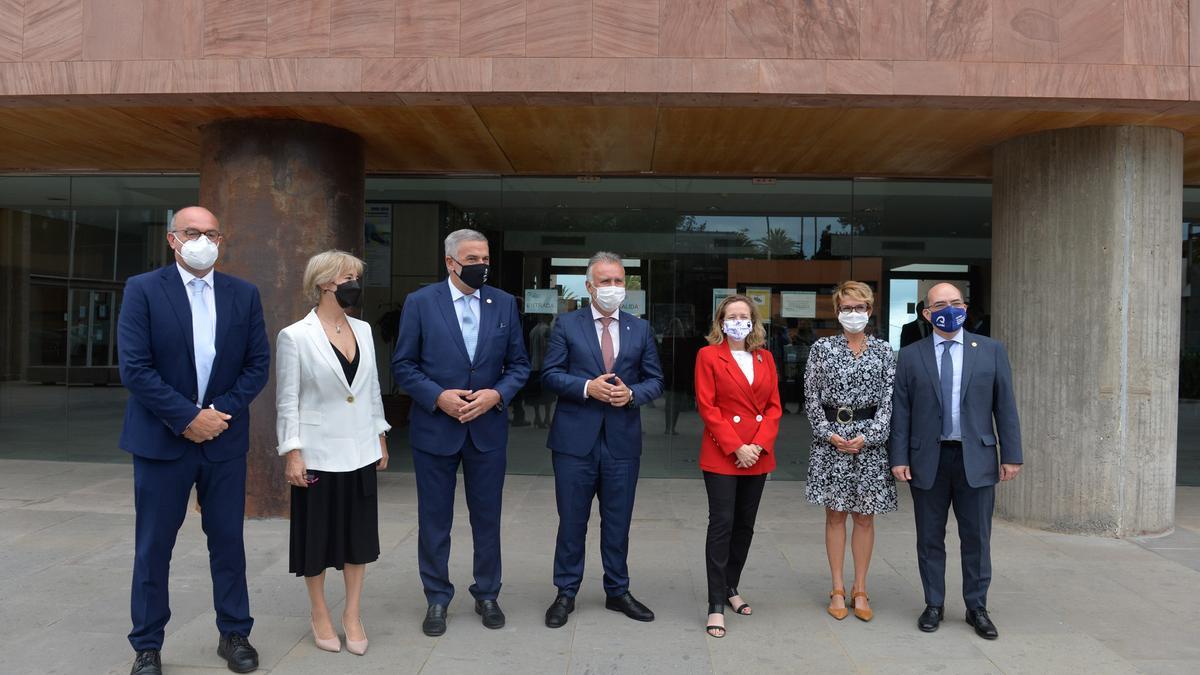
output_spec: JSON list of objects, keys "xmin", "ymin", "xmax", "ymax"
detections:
[
  {"xmin": 343, "ymin": 613, "xmax": 368, "ymax": 656},
  {"xmin": 311, "ymin": 618, "xmax": 341, "ymax": 652},
  {"xmin": 827, "ymin": 588, "xmax": 848, "ymax": 620},
  {"xmin": 850, "ymin": 590, "xmax": 873, "ymax": 622}
]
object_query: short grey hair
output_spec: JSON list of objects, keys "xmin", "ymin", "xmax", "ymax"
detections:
[
  {"xmin": 586, "ymin": 251, "xmax": 623, "ymax": 283},
  {"xmin": 444, "ymin": 228, "xmax": 488, "ymax": 258}
]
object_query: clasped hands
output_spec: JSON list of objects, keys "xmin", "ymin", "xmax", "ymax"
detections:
[
  {"xmin": 586, "ymin": 373, "xmax": 633, "ymax": 408},
  {"xmin": 733, "ymin": 444, "xmax": 762, "ymax": 469},
  {"xmin": 437, "ymin": 388, "xmax": 503, "ymax": 423},
  {"xmin": 830, "ymin": 433, "xmax": 865, "ymax": 454},
  {"xmin": 184, "ymin": 407, "xmax": 231, "ymax": 443}
]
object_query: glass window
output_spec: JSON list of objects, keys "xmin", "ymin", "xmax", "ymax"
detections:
[{"xmin": 0, "ymin": 175, "xmax": 197, "ymax": 462}]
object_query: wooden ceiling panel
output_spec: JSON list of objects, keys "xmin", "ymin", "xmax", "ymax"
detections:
[
  {"xmin": 475, "ymin": 106, "xmax": 658, "ymax": 174},
  {"xmin": 2, "ymin": 101, "xmax": 1200, "ymax": 182}
]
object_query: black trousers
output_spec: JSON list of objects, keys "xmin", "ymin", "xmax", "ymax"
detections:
[{"xmin": 703, "ymin": 471, "xmax": 767, "ymax": 607}]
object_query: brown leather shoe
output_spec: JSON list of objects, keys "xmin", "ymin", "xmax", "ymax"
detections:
[
  {"xmin": 851, "ymin": 589, "xmax": 873, "ymax": 622},
  {"xmin": 827, "ymin": 588, "xmax": 848, "ymax": 620}
]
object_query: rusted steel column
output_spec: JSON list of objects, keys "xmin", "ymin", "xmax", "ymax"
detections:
[{"xmin": 200, "ymin": 119, "xmax": 365, "ymax": 518}]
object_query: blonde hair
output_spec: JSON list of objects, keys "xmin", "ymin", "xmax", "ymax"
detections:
[
  {"xmin": 832, "ymin": 280, "xmax": 873, "ymax": 312},
  {"xmin": 706, "ymin": 294, "xmax": 767, "ymax": 351},
  {"xmin": 303, "ymin": 250, "xmax": 365, "ymax": 304}
]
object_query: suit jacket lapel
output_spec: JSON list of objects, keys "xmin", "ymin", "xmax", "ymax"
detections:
[
  {"xmin": 435, "ymin": 283, "xmax": 472, "ymax": 365},
  {"xmin": 919, "ymin": 336, "xmax": 942, "ymax": 406},
  {"xmin": 212, "ymin": 273, "xmax": 233, "ymax": 362},
  {"xmin": 159, "ymin": 265, "xmax": 195, "ymax": 368},
  {"xmin": 611, "ymin": 311, "xmax": 635, "ymax": 372},
  {"xmin": 579, "ymin": 309, "xmax": 606, "ymax": 373},
  {"xmin": 958, "ymin": 331, "xmax": 976, "ymax": 404},
  {"xmin": 473, "ymin": 288, "xmax": 494, "ymax": 364},
  {"xmin": 303, "ymin": 310, "xmax": 352, "ymax": 392},
  {"xmin": 750, "ymin": 348, "xmax": 772, "ymax": 409},
  {"xmin": 719, "ymin": 341, "xmax": 755, "ymax": 403}
]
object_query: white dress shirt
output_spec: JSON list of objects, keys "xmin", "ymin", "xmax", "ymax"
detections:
[
  {"xmin": 584, "ymin": 304, "xmax": 621, "ymax": 398},
  {"xmin": 933, "ymin": 329, "xmax": 964, "ymax": 441},
  {"xmin": 176, "ymin": 263, "xmax": 216, "ymax": 406},
  {"xmin": 731, "ymin": 349, "xmax": 754, "ymax": 385}
]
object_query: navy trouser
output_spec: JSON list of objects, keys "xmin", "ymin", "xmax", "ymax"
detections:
[
  {"xmin": 129, "ymin": 450, "xmax": 252, "ymax": 651},
  {"xmin": 910, "ymin": 442, "xmax": 995, "ymax": 610},
  {"xmin": 412, "ymin": 438, "xmax": 506, "ymax": 606},
  {"xmin": 552, "ymin": 434, "xmax": 640, "ymax": 597}
]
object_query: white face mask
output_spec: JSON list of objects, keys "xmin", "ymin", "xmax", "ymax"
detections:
[
  {"xmin": 173, "ymin": 232, "xmax": 219, "ymax": 270},
  {"xmin": 592, "ymin": 285, "xmax": 625, "ymax": 313},
  {"xmin": 722, "ymin": 319, "xmax": 752, "ymax": 341},
  {"xmin": 838, "ymin": 311, "xmax": 869, "ymax": 334}
]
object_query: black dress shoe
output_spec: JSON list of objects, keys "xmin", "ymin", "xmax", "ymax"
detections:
[
  {"xmin": 422, "ymin": 604, "xmax": 447, "ymax": 637},
  {"xmin": 545, "ymin": 594, "xmax": 575, "ymax": 628},
  {"xmin": 605, "ymin": 592, "xmax": 655, "ymax": 622},
  {"xmin": 966, "ymin": 608, "xmax": 999, "ymax": 640},
  {"xmin": 475, "ymin": 599, "xmax": 506, "ymax": 629},
  {"xmin": 217, "ymin": 634, "xmax": 259, "ymax": 673},
  {"xmin": 130, "ymin": 650, "xmax": 161, "ymax": 675},
  {"xmin": 918, "ymin": 605, "xmax": 944, "ymax": 632}
]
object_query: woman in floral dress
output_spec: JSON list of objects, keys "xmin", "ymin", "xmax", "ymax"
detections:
[{"xmin": 804, "ymin": 281, "xmax": 897, "ymax": 622}]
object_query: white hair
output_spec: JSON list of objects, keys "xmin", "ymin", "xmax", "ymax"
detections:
[
  {"xmin": 444, "ymin": 228, "xmax": 488, "ymax": 258},
  {"xmin": 586, "ymin": 251, "xmax": 623, "ymax": 283}
]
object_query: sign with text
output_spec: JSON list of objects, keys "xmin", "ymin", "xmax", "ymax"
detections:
[
  {"xmin": 524, "ymin": 289, "xmax": 559, "ymax": 314},
  {"xmin": 621, "ymin": 290, "xmax": 646, "ymax": 316},
  {"xmin": 781, "ymin": 291, "xmax": 817, "ymax": 318}
]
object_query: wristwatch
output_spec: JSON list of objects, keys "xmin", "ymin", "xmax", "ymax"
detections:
[{"xmin": 625, "ymin": 392, "xmax": 636, "ymax": 409}]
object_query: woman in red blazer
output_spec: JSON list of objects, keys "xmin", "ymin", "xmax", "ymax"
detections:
[{"xmin": 694, "ymin": 294, "xmax": 782, "ymax": 638}]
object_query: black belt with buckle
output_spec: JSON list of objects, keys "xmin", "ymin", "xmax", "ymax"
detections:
[{"xmin": 823, "ymin": 405, "xmax": 877, "ymax": 424}]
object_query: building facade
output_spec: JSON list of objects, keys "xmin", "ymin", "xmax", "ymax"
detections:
[{"xmin": 1, "ymin": 1, "xmax": 1197, "ymax": 535}]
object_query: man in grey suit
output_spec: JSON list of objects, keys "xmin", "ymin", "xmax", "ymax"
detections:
[{"xmin": 889, "ymin": 283, "xmax": 1022, "ymax": 640}]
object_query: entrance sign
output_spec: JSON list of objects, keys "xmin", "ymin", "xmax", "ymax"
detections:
[{"xmin": 524, "ymin": 289, "xmax": 558, "ymax": 314}]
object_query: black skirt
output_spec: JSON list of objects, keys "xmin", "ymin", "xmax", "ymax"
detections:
[{"xmin": 289, "ymin": 463, "xmax": 380, "ymax": 577}]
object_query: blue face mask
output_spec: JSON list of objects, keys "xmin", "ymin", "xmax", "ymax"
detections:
[{"xmin": 928, "ymin": 305, "xmax": 967, "ymax": 333}]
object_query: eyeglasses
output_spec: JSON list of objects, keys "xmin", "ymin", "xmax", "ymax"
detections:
[
  {"xmin": 928, "ymin": 300, "xmax": 966, "ymax": 311},
  {"xmin": 174, "ymin": 228, "xmax": 222, "ymax": 242},
  {"xmin": 838, "ymin": 304, "xmax": 869, "ymax": 314}
]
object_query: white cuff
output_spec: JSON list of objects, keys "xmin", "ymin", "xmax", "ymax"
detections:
[{"xmin": 277, "ymin": 438, "xmax": 301, "ymax": 456}]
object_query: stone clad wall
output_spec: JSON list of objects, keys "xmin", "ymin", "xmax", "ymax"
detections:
[{"xmin": 0, "ymin": 0, "xmax": 1197, "ymax": 101}]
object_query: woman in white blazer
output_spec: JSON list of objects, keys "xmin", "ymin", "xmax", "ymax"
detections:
[{"xmin": 276, "ymin": 250, "xmax": 390, "ymax": 656}]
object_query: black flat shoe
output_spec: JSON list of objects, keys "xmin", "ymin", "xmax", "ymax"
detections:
[
  {"xmin": 545, "ymin": 593, "xmax": 575, "ymax": 628},
  {"xmin": 705, "ymin": 603, "xmax": 726, "ymax": 638},
  {"xmin": 422, "ymin": 604, "xmax": 447, "ymax": 637},
  {"xmin": 217, "ymin": 634, "xmax": 259, "ymax": 673},
  {"xmin": 475, "ymin": 599, "xmax": 506, "ymax": 629},
  {"xmin": 918, "ymin": 605, "xmax": 943, "ymax": 632},
  {"xmin": 605, "ymin": 591, "xmax": 655, "ymax": 622},
  {"xmin": 966, "ymin": 608, "xmax": 999, "ymax": 640},
  {"xmin": 726, "ymin": 586, "xmax": 751, "ymax": 615},
  {"xmin": 130, "ymin": 650, "xmax": 161, "ymax": 675}
]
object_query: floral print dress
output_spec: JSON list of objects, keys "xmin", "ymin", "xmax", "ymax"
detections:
[{"xmin": 803, "ymin": 334, "xmax": 898, "ymax": 514}]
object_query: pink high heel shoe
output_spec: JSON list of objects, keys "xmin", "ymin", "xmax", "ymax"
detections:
[
  {"xmin": 344, "ymin": 614, "xmax": 368, "ymax": 656},
  {"xmin": 311, "ymin": 618, "xmax": 341, "ymax": 653}
]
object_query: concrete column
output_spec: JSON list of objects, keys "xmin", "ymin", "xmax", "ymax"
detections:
[
  {"xmin": 992, "ymin": 126, "xmax": 1182, "ymax": 537},
  {"xmin": 200, "ymin": 119, "xmax": 365, "ymax": 518}
]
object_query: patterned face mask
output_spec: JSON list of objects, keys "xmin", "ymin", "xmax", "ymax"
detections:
[{"xmin": 722, "ymin": 319, "xmax": 752, "ymax": 341}]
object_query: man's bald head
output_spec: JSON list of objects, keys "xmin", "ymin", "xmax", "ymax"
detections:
[
  {"xmin": 172, "ymin": 206, "xmax": 219, "ymax": 231},
  {"xmin": 924, "ymin": 282, "xmax": 964, "ymax": 309}
]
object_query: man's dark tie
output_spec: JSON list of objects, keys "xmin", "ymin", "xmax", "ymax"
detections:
[{"xmin": 940, "ymin": 341, "xmax": 955, "ymax": 439}]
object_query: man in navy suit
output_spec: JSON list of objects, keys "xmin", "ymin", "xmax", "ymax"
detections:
[
  {"xmin": 391, "ymin": 229, "xmax": 530, "ymax": 636},
  {"xmin": 541, "ymin": 252, "xmax": 664, "ymax": 628},
  {"xmin": 119, "ymin": 207, "xmax": 270, "ymax": 675},
  {"xmin": 890, "ymin": 282, "xmax": 1023, "ymax": 640}
]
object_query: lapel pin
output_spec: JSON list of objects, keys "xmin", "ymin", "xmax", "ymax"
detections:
[
  {"xmin": 486, "ymin": 298, "xmax": 492, "ymax": 304},
  {"xmin": 971, "ymin": 341, "xmax": 978, "ymax": 347}
]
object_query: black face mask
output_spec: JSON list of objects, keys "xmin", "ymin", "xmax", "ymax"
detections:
[
  {"xmin": 331, "ymin": 280, "xmax": 362, "ymax": 309},
  {"xmin": 452, "ymin": 259, "xmax": 489, "ymax": 290}
]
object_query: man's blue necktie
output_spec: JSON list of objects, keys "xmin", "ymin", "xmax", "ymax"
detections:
[{"xmin": 940, "ymin": 340, "xmax": 955, "ymax": 439}]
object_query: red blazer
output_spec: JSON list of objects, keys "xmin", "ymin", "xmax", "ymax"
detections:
[{"xmin": 694, "ymin": 342, "xmax": 782, "ymax": 475}]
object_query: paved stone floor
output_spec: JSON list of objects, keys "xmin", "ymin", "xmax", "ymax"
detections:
[{"xmin": 1, "ymin": 459, "xmax": 1198, "ymax": 674}]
